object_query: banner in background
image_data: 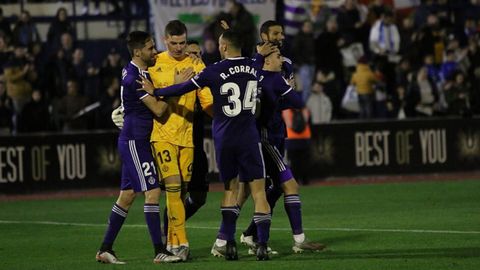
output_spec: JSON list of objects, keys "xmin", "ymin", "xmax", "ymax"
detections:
[
  {"xmin": 149, "ymin": 0, "xmax": 275, "ymax": 50},
  {"xmin": 1, "ymin": 118, "xmax": 479, "ymax": 194}
]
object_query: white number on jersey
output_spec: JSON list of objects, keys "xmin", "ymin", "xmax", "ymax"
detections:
[{"xmin": 220, "ymin": 80, "xmax": 257, "ymax": 117}]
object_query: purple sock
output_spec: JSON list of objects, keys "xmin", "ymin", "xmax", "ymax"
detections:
[
  {"xmin": 253, "ymin": 212, "xmax": 271, "ymax": 245},
  {"xmin": 284, "ymin": 194, "xmax": 303, "ymax": 235},
  {"xmin": 144, "ymin": 204, "xmax": 162, "ymax": 246},
  {"xmin": 219, "ymin": 206, "xmax": 240, "ymax": 241},
  {"xmin": 101, "ymin": 203, "xmax": 128, "ymax": 250},
  {"xmin": 244, "ymin": 185, "xmax": 282, "ymax": 238}
]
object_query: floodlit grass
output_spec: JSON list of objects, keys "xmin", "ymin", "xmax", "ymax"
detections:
[{"xmin": 1, "ymin": 180, "xmax": 479, "ymax": 270}]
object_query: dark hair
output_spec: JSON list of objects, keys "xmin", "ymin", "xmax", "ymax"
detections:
[
  {"xmin": 260, "ymin": 20, "xmax": 283, "ymax": 35},
  {"xmin": 221, "ymin": 29, "xmax": 243, "ymax": 50},
  {"xmin": 187, "ymin": 40, "xmax": 199, "ymax": 46},
  {"xmin": 165, "ymin": 20, "xmax": 187, "ymax": 37},
  {"xmin": 126, "ymin": 31, "xmax": 151, "ymax": 57}
]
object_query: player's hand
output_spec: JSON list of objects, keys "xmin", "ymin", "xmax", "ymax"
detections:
[
  {"xmin": 137, "ymin": 74, "xmax": 155, "ymax": 95},
  {"xmin": 220, "ymin": 20, "xmax": 230, "ymax": 30},
  {"xmin": 173, "ymin": 67, "xmax": 195, "ymax": 84},
  {"xmin": 257, "ymin": 42, "xmax": 278, "ymax": 56},
  {"xmin": 111, "ymin": 106, "xmax": 124, "ymax": 129},
  {"xmin": 186, "ymin": 52, "xmax": 204, "ymax": 65}
]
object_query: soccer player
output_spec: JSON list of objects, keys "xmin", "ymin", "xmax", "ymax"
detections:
[
  {"xmin": 240, "ymin": 20, "xmax": 326, "ymax": 254},
  {"xmin": 148, "ymin": 20, "xmax": 213, "ymax": 261},
  {"xmin": 139, "ymin": 29, "xmax": 276, "ymax": 261},
  {"xmin": 95, "ymin": 31, "xmax": 181, "ymax": 264}
]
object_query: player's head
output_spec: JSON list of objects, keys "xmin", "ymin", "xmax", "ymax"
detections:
[
  {"xmin": 260, "ymin": 20, "xmax": 285, "ymax": 48},
  {"xmin": 186, "ymin": 40, "xmax": 201, "ymax": 57},
  {"xmin": 264, "ymin": 51, "xmax": 283, "ymax": 72},
  {"xmin": 164, "ymin": 20, "xmax": 188, "ymax": 60},
  {"xmin": 219, "ymin": 30, "xmax": 243, "ymax": 59},
  {"xmin": 126, "ymin": 31, "xmax": 157, "ymax": 67}
]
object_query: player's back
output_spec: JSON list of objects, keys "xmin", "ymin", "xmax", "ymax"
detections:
[
  {"xmin": 192, "ymin": 57, "xmax": 260, "ymax": 145},
  {"xmin": 119, "ymin": 61, "xmax": 154, "ymax": 141}
]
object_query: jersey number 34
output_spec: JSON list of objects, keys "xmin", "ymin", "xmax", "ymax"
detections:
[{"xmin": 220, "ymin": 80, "xmax": 257, "ymax": 117}]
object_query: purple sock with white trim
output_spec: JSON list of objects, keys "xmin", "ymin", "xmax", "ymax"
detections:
[{"xmin": 100, "ymin": 203, "xmax": 128, "ymax": 251}]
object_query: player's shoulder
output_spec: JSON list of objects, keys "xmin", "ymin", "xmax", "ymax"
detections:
[{"xmin": 122, "ymin": 63, "xmax": 139, "ymax": 85}]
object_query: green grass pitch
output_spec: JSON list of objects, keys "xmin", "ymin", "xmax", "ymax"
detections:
[{"xmin": 1, "ymin": 179, "xmax": 479, "ymax": 270}]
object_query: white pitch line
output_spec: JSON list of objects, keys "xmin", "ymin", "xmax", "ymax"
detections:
[{"xmin": 0, "ymin": 220, "xmax": 479, "ymax": 235}]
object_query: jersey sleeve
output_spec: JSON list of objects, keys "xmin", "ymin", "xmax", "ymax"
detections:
[
  {"xmin": 153, "ymin": 80, "xmax": 198, "ymax": 97},
  {"xmin": 124, "ymin": 75, "xmax": 148, "ymax": 100},
  {"xmin": 274, "ymin": 74, "xmax": 304, "ymax": 109},
  {"xmin": 190, "ymin": 68, "xmax": 212, "ymax": 89}
]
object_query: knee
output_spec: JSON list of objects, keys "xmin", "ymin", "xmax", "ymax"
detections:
[
  {"xmin": 144, "ymin": 188, "xmax": 161, "ymax": 204},
  {"xmin": 117, "ymin": 190, "xmax": 137, "ymax": 209},
  {"xmin": 282, "ymin": 179, "xmax": 299, "ymax": 195}
]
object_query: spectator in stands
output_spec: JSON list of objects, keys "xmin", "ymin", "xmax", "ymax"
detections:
[
  {"xmin": 44, "ymin": 48, "xmax": 73, "ymax": 98},
  {"xmin": 315, "ymin": 17, "xmax": 345, "ymax": 86},
  {"xmin": 444, "ymin": 71, "xmax": 471, "ymax": 116},
  {"xmin": 95, "ymin": 77, "xmax": 120, "ymax": 129},
  {"xmin": 55, "ymin": 79, "xmax": 89, "ymax": 131},
  {"xmin": 12, "ymin": 11, "xmax": 41, "ymax": 47},
  {"xmin": 413, "ymin": 0, "xmax": 437, "ymax": 28},
  {"xmin": 440, "ymin": 49, "xmax": 458, "ymax": 82},
  {"xmin": 337, "ymin": 0, "xmax": 363, "ymax": 45},
  {"xmin": 292, "ymin": 20, "xmax": 316, "ymax": 102},
  {"xmin": 99, "ymin": 48, "xmax": 123, "ymax": 94},
  {"xmin": 72, "ymin": 48, "xmax": 87, "ymax": 94},
  {"xmin": 369, "ymin": 9, "xmax": 400, "ymax": 96},
  {"xmin": 306, "ymin": 80, "xmax": 332, "ymax": 124},
  {"xmin": 47, "ymin": 7, "xmax": 76, "ymax": 52},
  {"xmin": 387, "ymin": 85, "xmax": 411, "ymax": 119},
  {"xmin": 423, "ymin": 54, "xmax": 440, "ymax": 82},
  {"xmin": 350, "ymin": 56, "xmax": 378, "ymax": 119},
  {"xmin": 0, "ymin": 35, "xmax": 13, "ymax": 74},
  {"xmin": 395, "ymin": 57, "xmax": 413, "ymax": 88},
  {"xmin": 0, "ymin": 75, "xmax": 13, "ymax": 134},
  {"xmin": 3, "ymin": 46, "xmax": 36, "ymax": 119},
  {"xmin": 18, "ymin": 89, "xmax": 50, "ymax": 132},
  {"xmin": 0, "ymin": 8, "xmax": 13, "ymax": 43},
  {"xmin": 201, "ymin": 38, "xmax": 220, "ymax": 66},
  {"xmin": 409, "ymin": 67, "xmax": 439, "ymax": 117},
  {"xmin": 308, "ymin": 0, "xmax": 332, "ymax": 38},
  {"xmin": 60, "ymin": 32, "xmax": 75, "ymax": 62},
  {"xmin": 367, "ymin": 0, "xmax": 389, "ymax": 24},
  {"xmin": 315, "ymin": 68, "xmax": 342, "ymax": 119}
]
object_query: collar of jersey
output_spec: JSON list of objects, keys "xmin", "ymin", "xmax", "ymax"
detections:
[
  {"xmin": 226, "ymin": 57, "xmax": 245, "ymax": 60},
  {"xmin": 130, "ymin": 61, "xmax": 149, "ymax": 72}
]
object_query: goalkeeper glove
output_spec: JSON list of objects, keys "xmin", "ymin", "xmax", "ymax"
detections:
[{"xmin": 111, "ymin": 106, "xmax": 124, "ymax": 129}]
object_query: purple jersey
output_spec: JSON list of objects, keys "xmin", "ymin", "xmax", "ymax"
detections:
[
  {"xmin": 118, "ymin": 61, "xmax": 153, "ymax": 141},
  {"xmin": 257, "ymin": 69, "xmax": 303, "ymax": 144}
]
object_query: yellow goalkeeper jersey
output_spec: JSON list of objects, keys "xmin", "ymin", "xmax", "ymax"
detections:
[{"xmin": 148, "ymin": 51, "xmax": 213, "ymax": 147}]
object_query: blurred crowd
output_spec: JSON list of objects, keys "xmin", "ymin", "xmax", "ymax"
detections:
[
  {"xmin": 285, "ymin": 0, "xmax": 480, "ymax": 123},
  {"xmin": 1, "ymin": 0, "xmax": 480, "ymax": 135}
]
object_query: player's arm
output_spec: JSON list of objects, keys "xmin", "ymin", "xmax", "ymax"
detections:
[
  {"xmin": 141, "ymin": 94, "xmax": 168, "ymax": 117},
  {"xmin": 276, "ymin": 74, "xmax": 304, "ymax": 109}
]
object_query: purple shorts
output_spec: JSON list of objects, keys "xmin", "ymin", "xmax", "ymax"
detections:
[
  {"xmin": 215, "ymin": 141, "xmax": 265, "ymax": 183},
  {"xmin": 118, "ymin": 139, "xmax": 160, "ymax": 192},
  {"xmin": 262, "ymin": 141, "xmax": 293, "ymax": 184}
]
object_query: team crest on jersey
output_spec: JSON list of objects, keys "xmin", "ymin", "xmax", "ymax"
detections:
[
  {"xmin": 148, "ymin": 176, "xmax": 155, "ymax": 185},
  {"xmin": 162, "ymin": 165, "xmax": 169, "ymax": 172}
]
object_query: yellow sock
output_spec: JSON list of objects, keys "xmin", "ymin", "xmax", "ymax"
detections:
[{"xmin": 165, "ymin": 183, "xmax": 188, "ymax": 246}]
